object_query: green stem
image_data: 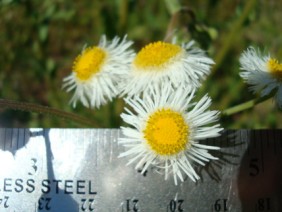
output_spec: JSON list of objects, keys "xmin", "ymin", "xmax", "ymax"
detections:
[
  {"xmin": 118, "ymin": 0, "xmax": 128, "ymax": 34},
  {"xmin": 0, "ymin": 98, "xmax": 97, "ymax": 127},
  {"xmin": 163, "ymin": 0, "xmax": 184, "ymax": 42},
  {"xmin": 222, "ymin": 94, "xmax": 272, "ymax": 116},
  {"xmin": 108, "ymin": 99, "xmax": 119, "ymax": 128},
  {"xmin": 212, "ymin": 0, "xmax": 257, "ymax": 72},
  {"xmin": 164, "ymin": 0, "xmax": 181, "ymax": 15}
]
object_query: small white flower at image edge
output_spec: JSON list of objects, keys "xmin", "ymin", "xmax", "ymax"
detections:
[{"xmin": 239, "ymin": 47, "xmax": 282, "ymax": 108}]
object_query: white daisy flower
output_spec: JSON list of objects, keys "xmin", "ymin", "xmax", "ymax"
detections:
[
  {"xmin": 118, "ymin": 84, "xmax": 223, "ymax": 185},
  {"xmin": 63, "ymin": 35, "xmax": 135, "ymax": 108},
  {"xmin": 240, "ymin": 47, "xmax": 282, "ymax": 107},
  {"xmin": 119, "ymin": 40, "xmax": 214, "ymax": 97}
]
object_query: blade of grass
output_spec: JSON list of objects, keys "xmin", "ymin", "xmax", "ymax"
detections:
[{"xmin": 213, "ymin": 0, "xmax": 257, "ymax": 72}]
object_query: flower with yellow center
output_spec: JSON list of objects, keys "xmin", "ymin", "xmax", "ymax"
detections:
[
  {"xmin": 73, "ymin": 47, "xmax": 107, "ymax": 81},
  {"xmin": 267, "ymin": 58, "xmax": 282, "ymax": 81},
  {"xmin": 118, "ymin": 84, "xmax": 223, "ymax": 185},
  {"xmin": 240, "ymin": 47, "xmax": 282, "ymax": 108},
  {"xmin": 119, "ymin": 40, "xmax": 214, "ymax": 97},
  {"xmin": 63, "ymin": 35, "xmax": 135, "ymax": 108}
]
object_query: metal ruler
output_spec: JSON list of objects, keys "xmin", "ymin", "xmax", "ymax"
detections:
[{"xmin": 0, "ymin": 129, "xmax": 282, "ymax": 212}]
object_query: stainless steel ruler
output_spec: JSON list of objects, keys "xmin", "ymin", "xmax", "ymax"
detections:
[{"xmin": 0, "ymin": 129, "xmax": 282, "ymax": 212}]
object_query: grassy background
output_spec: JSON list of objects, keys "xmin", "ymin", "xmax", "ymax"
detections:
[{"xmin": 0, "ymin": 0, "xmax": 282, "ymax": 128}]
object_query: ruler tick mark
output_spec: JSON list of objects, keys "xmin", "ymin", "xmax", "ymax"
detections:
[{"xmin": 260, "ymin": 131, "xmax": 264, "ymax": 174}]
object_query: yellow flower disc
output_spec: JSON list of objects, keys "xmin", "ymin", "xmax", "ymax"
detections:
[
  {"xmin": 267, "ymin": 58, "xmax": 282, "ymax": 81},
  {"xmin": 143, "ymin": 108, "xmax": 189, "ymax": 156},
  {"xmin": 133, "ymin": 41, "xmax": 182, "ymax": 70},
  {"xmin": 73, "ymin": 47, "xmax": 107, "ymax": 81}
]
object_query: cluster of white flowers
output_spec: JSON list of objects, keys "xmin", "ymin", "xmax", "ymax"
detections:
[
  {"xmin": 62, "ymin": 35, "xmax": 223, "ymax": 185},
  {"xmin": 63, "ymin": 35, "xmax": 282, "ymax": 185}
]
